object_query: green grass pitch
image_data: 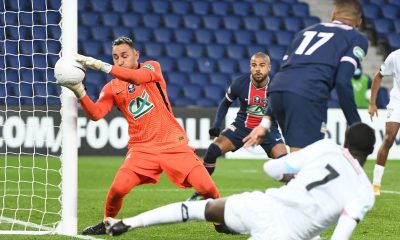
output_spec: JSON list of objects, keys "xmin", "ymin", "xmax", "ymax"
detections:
[{"xmin": 3, "ymin": 157, "xmax": 400, "ymax": 239}]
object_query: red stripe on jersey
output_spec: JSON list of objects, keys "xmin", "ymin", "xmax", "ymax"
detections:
[{"xmin": 245, "ymin": 83, "xmax": 267, "ymax": 129}]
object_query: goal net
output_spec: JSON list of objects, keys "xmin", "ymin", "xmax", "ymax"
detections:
[{"xmin": 0, "ymin": 0, "xmax": 77, "ymax": 235}]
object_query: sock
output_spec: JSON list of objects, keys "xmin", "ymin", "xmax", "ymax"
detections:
[
  {"xmin": 373, "ymin": 164, "xmax": 385, "ymax": 186},
  {"xmin": 123, "ymin": 200, "xmax": 211, "ymax": 228},
  {"xmin": 203, "ymin": 143, "xmax": 222, "ymax": 175}
]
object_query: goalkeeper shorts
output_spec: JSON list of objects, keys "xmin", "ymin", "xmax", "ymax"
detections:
[{"xmin": 120, "ymin": 145, "xmax": 204, "ymax": 188}]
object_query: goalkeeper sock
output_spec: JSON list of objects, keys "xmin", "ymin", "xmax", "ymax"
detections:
[
  {"xmin": 203, "ymin": 143, "xmax": 222, "ymax": 175},
  {"xmin": 123, "ymin": 200, "xmax": 211, "ymax": 228}
]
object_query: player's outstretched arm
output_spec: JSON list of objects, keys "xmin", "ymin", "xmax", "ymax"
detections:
[
  {"xmin": 368, "ymin": 71, "xmax": 383, "ymax": 120},
  {"xmin": 330, "ymin": 214, "xmax": 357, "ymax": 240},
  {"xmin": 75, "ymin": 53, "xmax": 163, "ymax": 84},
  {"xmin": 210, "ymin": 98, "xmax": 232, "ymax": 137},
  {"xmin": 243, "ymin": 116, "xmax": 270, "ymax": 148},
  {"xmin": 335, "ymin": 62, "xmax": 361, "ymax": 125}
]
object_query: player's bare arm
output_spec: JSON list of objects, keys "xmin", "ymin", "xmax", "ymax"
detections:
[{"xmin": 368, "ymin": 71, "xmax": 383, "ymax": 120}]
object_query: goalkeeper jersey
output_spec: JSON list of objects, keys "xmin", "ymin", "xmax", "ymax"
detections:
[{"xmin": 80, "ymin": 60, "xmax": 189, "ymax": 151}]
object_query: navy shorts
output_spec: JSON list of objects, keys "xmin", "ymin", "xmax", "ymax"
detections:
[
  {"xmin": 269, "ymin": 91, "xmax": 327, "ymax": 148},
  {"xmin": 221, "ymin": 122, "xmax": 284, "ymax": 157}
]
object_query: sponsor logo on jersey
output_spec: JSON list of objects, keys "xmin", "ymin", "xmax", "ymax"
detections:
[
  {"xmin": 246, "ymin": 105, "xmax": 266, "ymax": 117},
  {"xmin": 143, "ymin": 64, "xmax": 155, "ymax": 71},
  {"xmin": 128, "ymin": 90, "xmax": 154, "ymax": 120},
  {"xmin": 127, "ymin": 83, "xmax": 135, "ymax": 93},
  {"xmin": 353, "ymin": 46, "xmax": 365, "ymax": 62}
]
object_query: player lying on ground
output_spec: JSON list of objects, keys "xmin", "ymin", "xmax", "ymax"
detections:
[
  {"xmin": 57, "ymin": 36, "xmax": 220, "ymax": 235},
  {"xmin": 105, "ymin": 123, "xmax": 376, "ymax": 240},
  {"xmin": 188, "ymin": 52, "xmax": 287, "ymax": 201}
]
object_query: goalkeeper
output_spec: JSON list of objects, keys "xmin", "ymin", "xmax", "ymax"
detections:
[{"xmin": 59, "ymin": 36, "xmax": 220, "ymax": 235}]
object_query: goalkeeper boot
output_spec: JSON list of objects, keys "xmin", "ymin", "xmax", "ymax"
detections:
[
  {"xmin": 82, "ymin": 221, "xmax": 106, "ymax": 235},
  {"xmin": 105, "ymin": 220, "xmax": 130, "ymax": 236},
  {"xmin": 373, "ymin": 184, "xmax": 381, "ymax": 196},
  {"xmin": 186, "ymin": 192, "xmax": 203, "ymax": 201}
]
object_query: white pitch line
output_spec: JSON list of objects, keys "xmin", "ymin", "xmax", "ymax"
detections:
[{"xmin": 381, "ymin": 189, "xmax": 400, "ymax": 195}]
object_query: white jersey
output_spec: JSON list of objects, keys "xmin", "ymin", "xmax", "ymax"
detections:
[
  {"xmin": 381, "ymin": 49, "xmax": 400, "ymax": 101},
  {"xmin": 265, "ymin": 139, "xmax": 374, "ymax": 239}
]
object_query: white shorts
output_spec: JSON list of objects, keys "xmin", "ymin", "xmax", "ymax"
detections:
[
  {"xmin": 386, "ymin": 98, "xmax": 400, "ymax": 123},
  {"xmin": 224, "ymin": 191, "xmax": 282, "ymax": 240}
]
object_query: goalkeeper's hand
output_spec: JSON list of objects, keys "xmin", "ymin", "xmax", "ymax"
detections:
[
  {"xmin": 57, "ymin": 81, "xmax": 86, "ymax": 99},
  {"xmin": 209, "ymin": 127, "xmax": 221, "ymax": 137},
  {"xmin": 75, "ymin": 53, "xmax": 112, "ymax": 73}
]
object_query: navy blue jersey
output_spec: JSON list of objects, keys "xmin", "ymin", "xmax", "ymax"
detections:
[
  {"xmin": 226, "ymin": 74, "xmax": 275, "ymax": 129},
  {"xmin": 269, "ymin": 21, "xmax": 368, "ymax": 102}
]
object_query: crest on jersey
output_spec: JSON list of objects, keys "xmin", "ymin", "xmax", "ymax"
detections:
[
  {"xmin": 353, "ymin": 46, "xmax": 365, "ymax": 62},
  {"xmin": 128, "ymin": 90, "xmax": 154, "ymax": 120},
  {"xmin": 254, "ymin": 95, "xmax": 261, "ymax": 104},
  {"xmin": 127, "ymin": 83, "xmax": 135, "ymax": 93},
  {"xmin": 143, "ymin": 64, "xmax": 155, "ymax": 71}
]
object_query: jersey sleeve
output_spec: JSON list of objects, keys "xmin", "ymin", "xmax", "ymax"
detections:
[
  {"xmin": 341, "ymin": 34, "xmax": 368, "ymax": 70},
  {"xmin": 342, "ymin": 195, "xmax": 374, "ymax": 223},
  {"xmin": 225, "ymin": 78, "xmax": 239, "ymax": 102},
  {"xmin": 264, "ymin": 140, "xmax": 332, "ymax": 180},
  {"xmin": 80, "ymin": 83, "xmax": 114, "ymax": 121},
  {"xmin": 380, "ymin": 52, "xmax": 394, "ymax": 76},
  {"xmin": 109, "ymin": 61, "xmax": 163, "ymax": 84}
]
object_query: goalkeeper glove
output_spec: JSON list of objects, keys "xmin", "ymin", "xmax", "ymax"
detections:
[
  {"xmin": 75, "ymin": 53, "xmax": 112, "ymax": 73},
  {"xmin": 58, "ymin": 81, "xmax": 86, "ymax": 99},
  {"xmin": 209, "ymin": 127, "xmax": 221, "ymax": 137}
]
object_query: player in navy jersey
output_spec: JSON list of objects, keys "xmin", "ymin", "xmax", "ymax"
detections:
[
  {"xmin": 188, "ymin": 52, "xmax": 287, "ymax": 201},
  {"xmin": 244, "ymin": 0, "xmax": 367, "ymax": 152}
]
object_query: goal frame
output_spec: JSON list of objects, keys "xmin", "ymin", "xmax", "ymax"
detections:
[{"xmin": 0, "ymin": 0, "xmax": 78, "ymax": 236}]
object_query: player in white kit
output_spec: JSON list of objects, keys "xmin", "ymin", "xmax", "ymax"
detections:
[
  {"xmin": 105, "ymin": 123, "xmax": 376, "ymax": 240},
  {"xmin": 368, "ymin": 49, "xmax": 400, "ymax": 196}
]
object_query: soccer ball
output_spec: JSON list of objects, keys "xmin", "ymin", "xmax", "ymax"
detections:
[{"xmin": 54, "ymin": 57, "xmax": 86, "ymax": 85}]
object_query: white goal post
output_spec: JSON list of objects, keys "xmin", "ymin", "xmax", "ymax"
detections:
[{"xmin": 0, "ymin": 0, "xmax": 78, "ymax": 236}]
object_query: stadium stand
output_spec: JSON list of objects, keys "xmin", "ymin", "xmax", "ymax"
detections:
[{"xmin": 3, "ymin": 0, "xmax": 391, "ymax": 107}]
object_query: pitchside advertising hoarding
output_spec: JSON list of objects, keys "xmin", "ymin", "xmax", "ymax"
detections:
[{"xmin": 0, "ymin": 107, "xmax": 399, "ymax": 159}]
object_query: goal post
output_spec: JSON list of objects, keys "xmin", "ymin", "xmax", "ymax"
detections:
[
  {"xmin": 0, "ymin": 0, "xmax": 78, "ymax": 236},
  {"xmin": 59, "ymin": 0, "xmax": 78, "ymax": 236}
]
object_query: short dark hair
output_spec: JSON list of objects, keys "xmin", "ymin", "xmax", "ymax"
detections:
[
  {"xmin": 334, "ymin": 0, "xmax": 362, "ymax": 18},
  {"xmin": 345, "ymin": 123, "xmax": 375, "ymax": 155},
  {"xmin": 112, "ymin": 36, "xmax": 135, "ymax": 49}
]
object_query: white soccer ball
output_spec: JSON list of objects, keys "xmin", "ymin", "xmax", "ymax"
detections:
[{"xmin": 54, "ymin": 57, "xmax": 86, "ymax": 85}]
